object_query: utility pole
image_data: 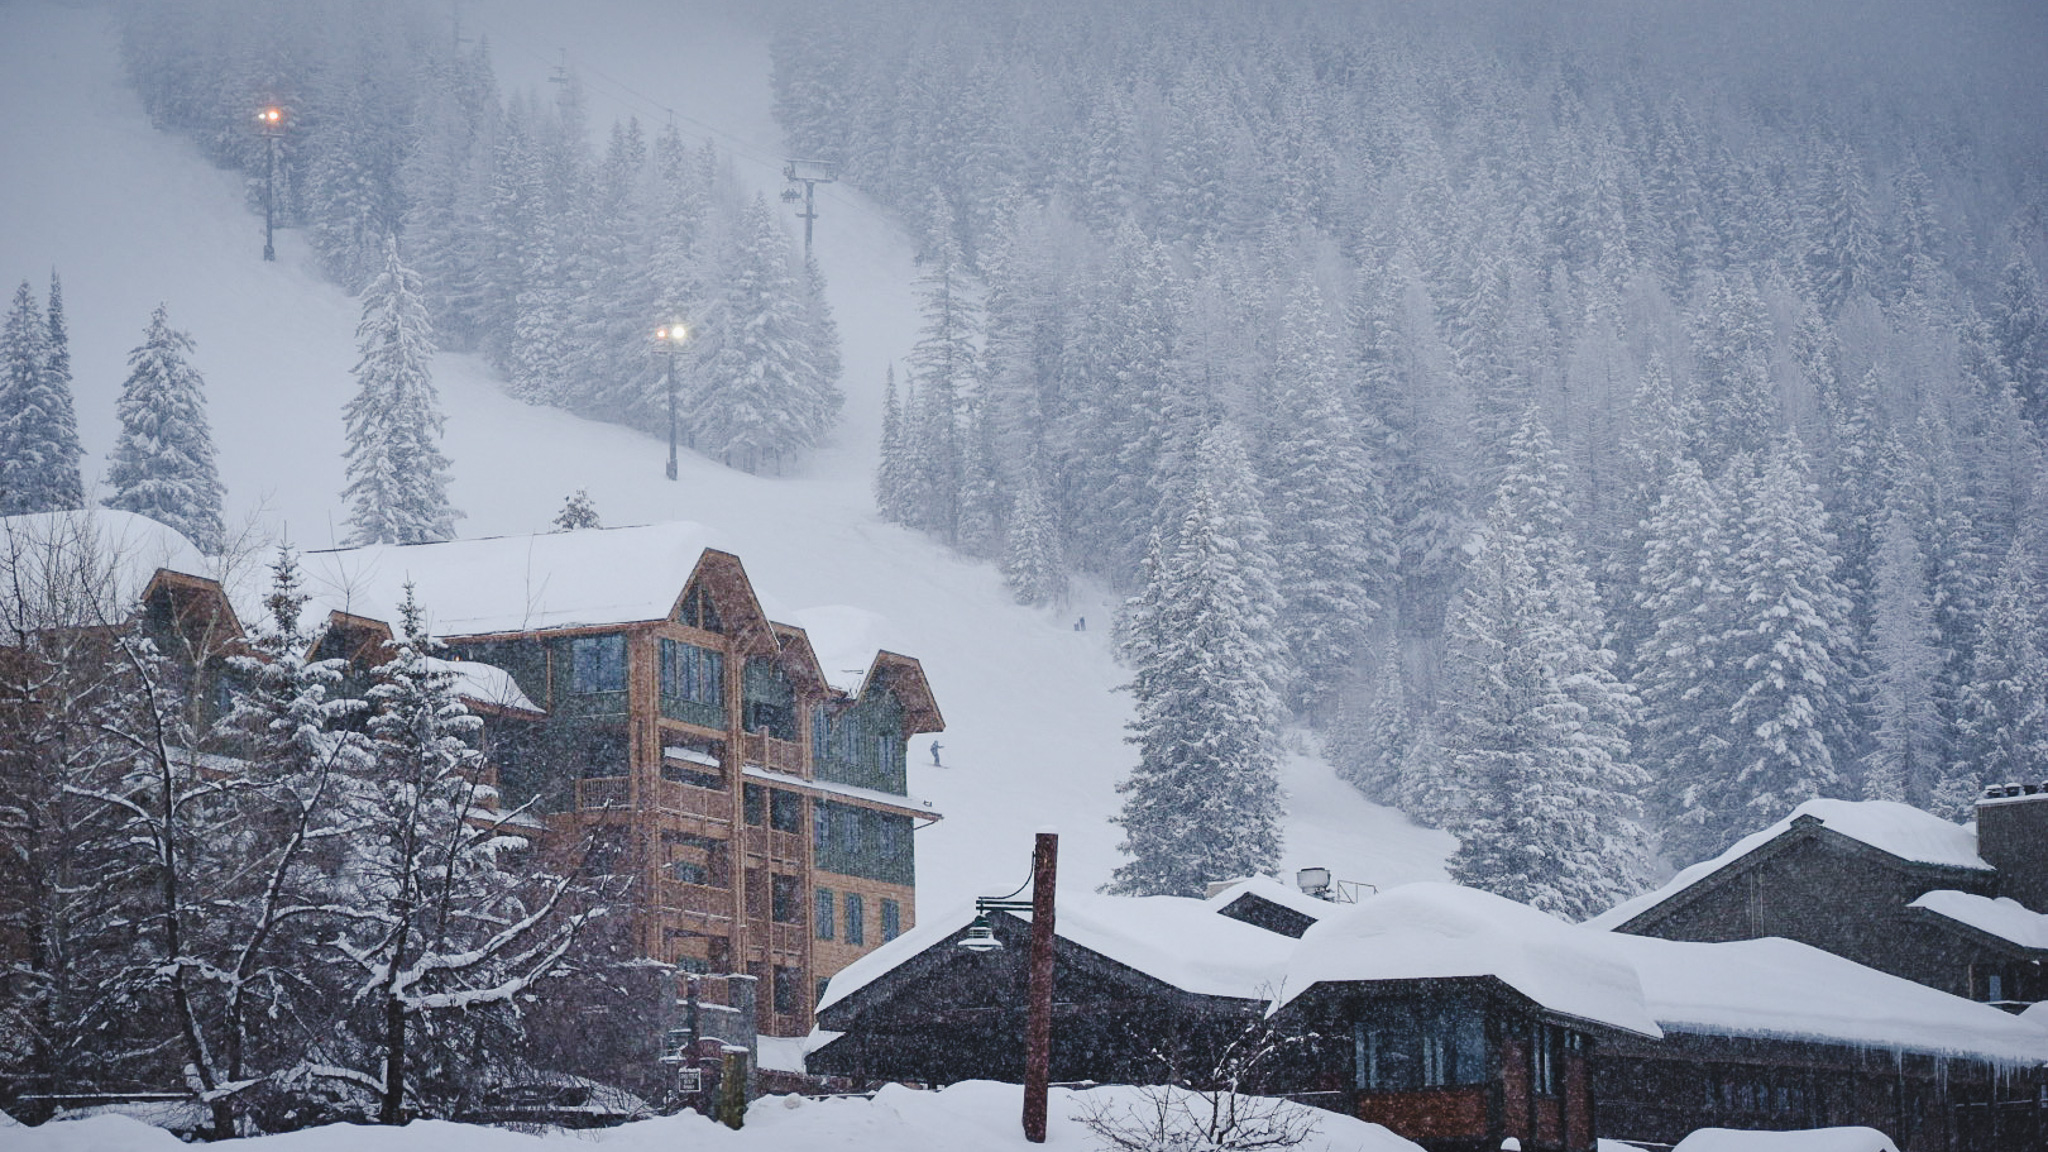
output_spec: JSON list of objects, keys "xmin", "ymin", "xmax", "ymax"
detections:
[
  {"xmin": 781, "ymin": 160, "xmax": 837, "ymax": 262},
  {"xmin": 1022, "ymin": 831, "xmax": 1058, "ymax": 1144},
  {"xmin": 256, "ymin": 106, "xmax": 286, "ymax": 262}
]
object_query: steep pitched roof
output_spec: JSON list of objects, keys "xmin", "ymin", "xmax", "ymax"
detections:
[{"xmin": 1588, "ymin": 799, "xmax": 1988, "ymax": 932}]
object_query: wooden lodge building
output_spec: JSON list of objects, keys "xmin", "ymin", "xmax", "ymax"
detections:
[
  {"xmin": 812, "ymin": 845, "xmax": 2048, "ymax": 1151},
  {"xmin": 0, "ymin": 513, "xmax": 944, "ymax": 1042}
]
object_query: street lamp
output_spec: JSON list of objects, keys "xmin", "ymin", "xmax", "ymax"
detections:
[
  {"xmin": 956, "ymin": 831, "xmax": 1058, "ymax": 1143},
  {"xmin": 255, "ymin": 105, "xmax": 287, "ymax": 262},
  {"xmin": 654, "ymin": 321, "xmax": 689, "ymax": 480}
]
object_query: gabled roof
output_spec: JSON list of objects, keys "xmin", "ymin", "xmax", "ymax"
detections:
[
  {"xmin": 0, "ymin": 509, "xmax": 211, "ymax": 629},
  {"xmin": 818, "ymin": 888, "xmax": 1299, "ymax": 1016},
  {"xmin": 1206, "ymin": 875, "xmax": 1338, "ymax": 938},
  {"xmin": 1908, "ymin": 891, "xmax": 2048, "ymax": 952},
  {"xmin": 1608, "ymin": 933, "xmax": 2048, "ymax": 1064},
  {"xmin": 862, "ymin": 651, "xmax": 944, "ymax": 734},
  {"xmin": 1588, "ymin": 799, "xmax": 1989, "ymax": 933},
  {"xmin": 1274, "ymin": 883, "xmax": 1662, "ymax": 1038},
  {"xmin": 298, "ymin": 522, "xmax": 722, "ymax": 638}
]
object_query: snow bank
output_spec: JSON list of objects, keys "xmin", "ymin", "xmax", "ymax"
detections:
[
  {"xmin": 1276, "ymin": 883, "xmax": 1662, "ymax": 1038},
  {"xmin": 1608, "ymin": 934, "xmax": 2048, "ymax": 1063},
  {"xmin": 3, "ymin": 1083, "xmax": 1423, "ymax": 1152},
  {"xmin": 1908, "ymin": 890, "xmax": 2048, "ymax": 950},
  {"xmin": 1589, "ymin": 799, "xmax": 1986, "ymax": 931},
  {"xmin": 1670, "ymin": 1127, "xmax": 1899, "ymax": 1152}
]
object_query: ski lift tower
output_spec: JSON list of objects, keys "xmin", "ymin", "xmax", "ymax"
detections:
[{"xmin": 781, "ymin": 159, "xmax": 837, "ymax": 262}]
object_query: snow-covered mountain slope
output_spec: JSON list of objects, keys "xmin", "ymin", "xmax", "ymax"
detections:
[{"xmin": 0, "ymin": 1, "xmax": 1451, "ymax": 910}]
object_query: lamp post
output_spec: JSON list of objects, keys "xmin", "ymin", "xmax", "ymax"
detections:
[
  {"xmin": 654, "ymin": 321, "xmax": 688, "ymax": 480},
  {"xmin": 256, "ymin": 106, "xmax": 286, "ymax": 261},
  {"xmin": 957, "ymin": 831, "xmax": 1058, "ymax": 1143}
]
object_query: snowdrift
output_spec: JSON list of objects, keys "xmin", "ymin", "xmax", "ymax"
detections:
[{"xmin": 7, "ymin": 1082, "xmax": 1423, "ymax": 1152}]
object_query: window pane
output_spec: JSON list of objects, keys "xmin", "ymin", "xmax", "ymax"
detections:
[
  {"xmin": 571, "ymin": 634, "xmax": 625, "ymax": 693},
  {"xmin": 771, "ymin": 874, "xmax": 801, "ymax": 923},
  {"xmin": 770, "ymin": 789, "xmax": 803, "ymax": 833},
  {"xmin": 815, "ymin": 889, "xmax": 835, "ymax": 940},
  {"xmin": 846, "ymin": 894, "xmax": 865, "ymax": 946},
  {"xmin": 881, "ymin": 899, "xmax": 901, "ymax": 942},
  {"xmin": 743, "ymin": 784, "xmax": 765, "ymax": 826}
]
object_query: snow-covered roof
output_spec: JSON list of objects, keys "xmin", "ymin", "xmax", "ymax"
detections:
[
  {"xmin": 1908, "ymin": 890, "xmax": 2048, "ymax": 951},
  {"xmin": 1204, "ymin": 874, "xmax": 1342, "ymax": 924},
  {"xmin": 0, "ymin": 509, "xmax": 212, "ymax": 625},
  {"xmin": 1274, "ymin": 883, "xmax": 1662, "ymax": 1038},
  {"xmin": 1608, "ymin": 933, "xmax": 2048, "ymax": 1065},
  {"xmin": 817, "ymin": 888, "xmax": 1299, "ymax": 1014},
  {"xmin": 742, "ymin": 765, "xmax": 938, "ymax": 819},
  {"xmin": 1588, "ymin": 799, "xmax": 1988, "ymax": 931},
  {"xmin": 298, "ymin": 521, "xmax": 722, "ymax": 637},
  {"xmin": 428, "ymin": 656, "xmax": 543, "ymax": 715}
]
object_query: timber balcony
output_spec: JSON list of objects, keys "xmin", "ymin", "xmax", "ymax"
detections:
[
  {"xmin": 576, "ymin": 776, "xmax": 629, "ymax": 810},
  {"xmin": 740, "ymin": 730, "xmax": 805, "ymax": 775}
]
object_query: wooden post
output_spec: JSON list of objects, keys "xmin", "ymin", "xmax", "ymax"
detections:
[{"xmin": 1023, "ymin": 831, "xmax": 1058, "ymax": 1143}]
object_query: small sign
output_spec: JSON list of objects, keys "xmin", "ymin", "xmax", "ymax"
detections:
[{"xmin": 677, "ymin": 1067, "xmax": 703, "ymax": 1094}]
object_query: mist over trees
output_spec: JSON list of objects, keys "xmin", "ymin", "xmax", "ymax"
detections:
[
  {"xmin": 814, "ymin": 0, "xmax": 2048, "ymax": 886},
  {"xmin": 116, "ymin": 0, "xmax": 842, "ymax": 474}
]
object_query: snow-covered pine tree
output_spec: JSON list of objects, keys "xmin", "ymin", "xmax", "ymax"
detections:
[
  {"xmin": 1991, "ymin": 243, "xmax": 2047, "ymax": 429},
  {"xmin": 1952, "ymin": 541, "xmax": 2048, "ymax": 811},
  {"xmin": 1713, "ymin": 436, "xmax": 1855, "ymax": 848},
  {"xmin": 0, "ymin": 280, "xmax": 84, "ymax": 514},
  {"xmin": 874, "ymin": 365, "xmax": 914, "ymax": 525},
  {"xmin": 1437, "ymin": 413, "xmax": 1648, "ymax": 919},
  {"xmin": 1109, "ymin": 426, "xmax": 1283, "ymax": 897},
  {"xmin": 956, "ymin": 393, "xmax": 1005, "ymax": 558},
  {"xmin": 1860, "ymin": 499, "xmax": 1942, "ymax": 805},
  {"xmin": 343, "ymin": 237, "xmax": 461, "ymax": 545},
  {"xmin": 553, "ymin": 489, "xmax": 601, "ymax": 531},
  {"xmin": 1259, "ymin": 279, "xmax": 1392, "ymax": 721},
  {"xmin": 1328, "ymin": 631, "xmax": 1411, "ymax": 807},
  {"xmin": 1803, "ymin": 143, "xmax": 1879, "ymax": 315},
  {"xmin": 103, "ymin": 305, "xmax": 227, "ymax": 553},
  {"xmin": 213, "ymin": 545, "xmax": 373, "ymax": 1110},
  {"xmin": 688, "ymin": 194, "xmax": 838, "ymax": 472},
  {"xmin": 1001, "ymin": 455, "xmax": 1066, "ymax": 607},
  {"xmin": 905, "ymin": 195, "xmax": 981, "ymax": 542},
  {"xmin": 1631, "ymin": 455, "xmax": 1740, "ymax": 863},
  {"xmin": 339, "ymin": 584, "xmax": 592, "ymax": 1124}
]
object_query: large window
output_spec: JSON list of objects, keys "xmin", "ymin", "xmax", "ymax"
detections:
[
  {"xmin": 813, "ymin": 801, "xmax": 915, "ymax": 886},
  {"xmin": 660, "ymin": 638, "xmax": 724, "ymax": 719},
  {"xmin": 845, "ymin": 893, "xmax": 865, "ymax": 946},
  {"xmin": 570, "ymin": 634, "xmax": 626, "ymax": 694},
  {"xmin": 815, "ymin": 889, "xmax": 836, "ymax": 940},
  {"xmin": 1355, "ymin": 1003, "xmax": 1487, "ymax": 1091},
  {"xmin": 881, "ymin": 898, "xmax": 901, "ymax": 942}
]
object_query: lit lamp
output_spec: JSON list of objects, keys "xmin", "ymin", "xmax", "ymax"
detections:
[
  {"xmin": 654, "ymin": 321, "xmax": 688, "ymax": 481},
  {"xmin": 957, "ymin": 831, "xmax": 1059, "ymax": 1143},
  {"xmin": 254, "ymin": 105, "xmax": 288, "ymax": 261}
]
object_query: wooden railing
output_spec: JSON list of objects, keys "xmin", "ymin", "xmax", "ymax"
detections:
[
  {"xmin": 576, "ymin": 776, "xmax": 628, "ymax": 810},
  {"xmin": 655, "ymin": 778, "xmax": 732, "ymax": 822},
  {"xmin": 739, "ymin": 731, "xmax": 805, "ymax": 775}
]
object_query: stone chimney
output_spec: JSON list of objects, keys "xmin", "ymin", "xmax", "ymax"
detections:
[{"xmin": 1977, "ymin": 782, "xmax": 2048, "ymax": 913}]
